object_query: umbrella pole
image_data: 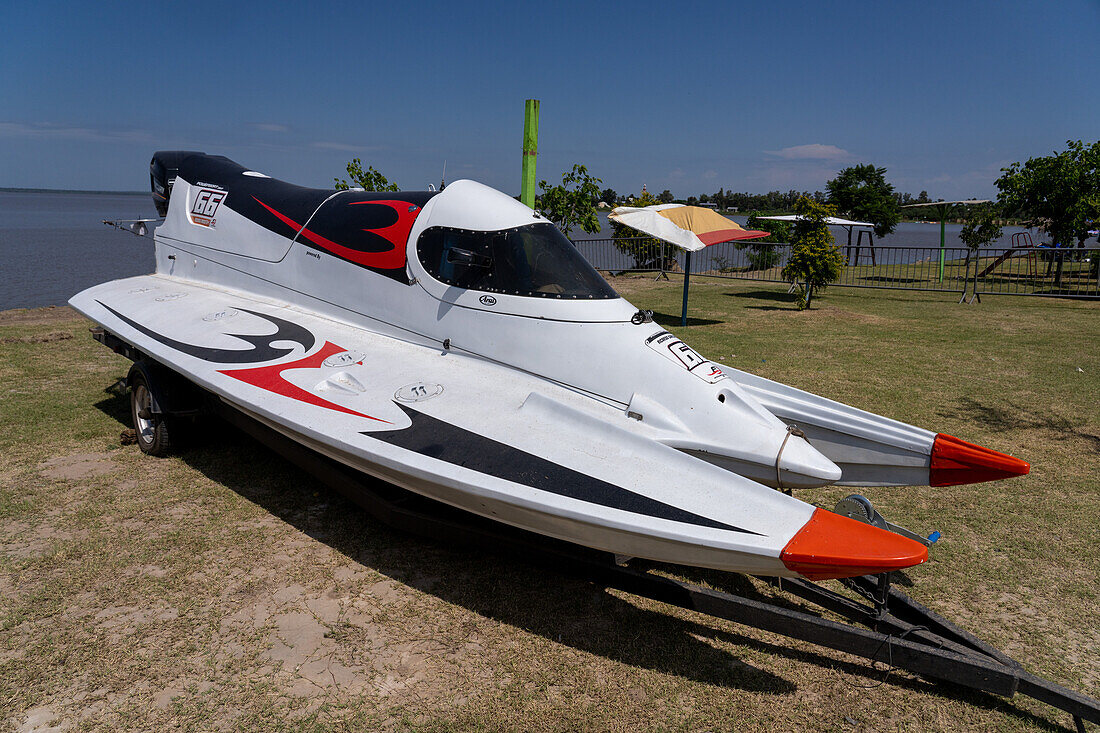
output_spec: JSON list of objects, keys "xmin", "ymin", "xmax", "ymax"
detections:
[
  {"xmin": 939, "ymin": 217, "xmax": 946, "ymax": 282},
  {"xmin": 681, "ymin": 250, "xmax": 692, "ymax": 327},
  {"xmin": 937, "ymin": 203, "xmax": 950, "ymax": 283}
]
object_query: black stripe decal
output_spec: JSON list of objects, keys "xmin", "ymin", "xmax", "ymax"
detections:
[
  {"xmin": 98, "ymin": 301, "xmax": 315, "ymax": 364},
  {"xmin": 367, "ymin": 405, "xmax": 759, "ymax": 535}
]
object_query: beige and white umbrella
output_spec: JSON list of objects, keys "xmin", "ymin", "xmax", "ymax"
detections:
[
  {"xmin": 609, "ymin": 203, "xmax": 770, "ymax": 250},
  {"xmin": 609, "ymin": 204, "xmax": 769, "ymax": 325}
]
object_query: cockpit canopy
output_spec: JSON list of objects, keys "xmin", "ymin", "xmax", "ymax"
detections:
[{"xmin": 416, "ymin": 223, "xmax": 618, "ymax": 299}]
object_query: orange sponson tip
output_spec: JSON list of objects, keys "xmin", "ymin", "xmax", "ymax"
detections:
[
  {"xmin": 929, "ymin": 433, "xmax": 1030, "ymax": 487},
  {"xmin": 780, "ymin": 508, "xmax": 929, "ymax": 581}
]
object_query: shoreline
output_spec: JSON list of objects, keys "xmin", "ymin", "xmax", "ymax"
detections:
[{"xmin": 0, "ymin": 187, "xmax": 146, "ymax": 196}]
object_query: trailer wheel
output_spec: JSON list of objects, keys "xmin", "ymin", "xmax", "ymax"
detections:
[{"xmin": 128, "ymin": 364, "xmax": 173, "ymax": 456}]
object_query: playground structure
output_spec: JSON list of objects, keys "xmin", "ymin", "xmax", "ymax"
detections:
[{"xmin": 978, "ymin": 232, "xmax": 1039, "ymax": 278}]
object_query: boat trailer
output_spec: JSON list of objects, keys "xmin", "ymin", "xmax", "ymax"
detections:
[{"xmin": 210, "ymin": 401, "xmax": 1098, "ymax": 731}]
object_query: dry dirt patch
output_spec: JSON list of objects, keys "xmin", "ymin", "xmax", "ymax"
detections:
[
  {"xmin": 0, "ymin": 306, "xmax": 79, "ymax": 327},
  {"xmin": 0, "ymin": 332, "xmax": 72, "ymax": 345},
  {"xmin": 15, "ymin": 705, "xmax": 68, "ymax": 733},
  {"xmin": 38, "ymin": 453, "xmax": 116, "ymax": 481}
]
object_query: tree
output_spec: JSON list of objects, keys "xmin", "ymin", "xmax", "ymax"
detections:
[
  {"xmin": 825, "ymin": 164, "xmax": 900, "ymax": 237},
  {"xmin": 737, "ymin": 212, "xmax": 790, "ymax": 270},
  {"xmin": 744, "ymin": 213, "xmax": 791, "ymax": 244},
  {"xmin": 658, "ymin": 189, "xmax": 674, "ymax": 204},
  {"xmin": 713, "ymin": 188, "xmax": 727, "ymax": 210},
  {"xmin": 600, "ymin": 188, "xmax": 618, "ymax": 206},
  {"xmin": 959, "ymin": 204, "xmax": 1003, "ymax": 258},
  {"xmin": 335, "ymin": 159, "xmax": 400, "ymax": 191},
  {"xmin": 535, "ymin": 164, "xmax": 603, "ymax": 237},
  {"xmin": 782, "ymin": 197, "xmax": 844, "ymax": 310},
  {"xmin": 610, "ymin": 190, "xmax": 664, "ymax": 270},
  {"xmin": 995, "ymin": 140, "xmax": 1100, "ymax": 248}
]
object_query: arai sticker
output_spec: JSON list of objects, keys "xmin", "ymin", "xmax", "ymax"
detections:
[{"xmin": 644, "ymin": 331, "xmax": 727, "ymax": 384}]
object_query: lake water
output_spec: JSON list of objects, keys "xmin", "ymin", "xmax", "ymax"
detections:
[
  {"xmin": 0, "ymin": 191, "xmax": 156, "ymax": 310},
  {"xmin": 0, "ymin": 191, "xmax": 1046, "ymax": 310}
]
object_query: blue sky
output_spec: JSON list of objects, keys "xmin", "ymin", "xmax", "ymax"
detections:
[{"xmin": 2, "ymin": 1, "xmax": 1097, "ymax": 199}]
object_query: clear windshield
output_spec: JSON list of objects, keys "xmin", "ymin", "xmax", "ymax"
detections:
[{"xmin": 416, "ymin": 223, "xmax": 618, "ymax": 299}]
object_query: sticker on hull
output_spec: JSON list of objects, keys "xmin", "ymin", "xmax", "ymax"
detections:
[
  {"xmin": 645, "ymin": 331, "xmax": 727, "ymax": 384},
  {"xmin": 190, "ymin": 188, "xmax": 226, "ymax": 228}
]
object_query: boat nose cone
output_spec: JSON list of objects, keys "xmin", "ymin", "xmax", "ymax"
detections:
[
  {"xmin": 776, "ymin": 435, "xmax": 843, "ymax": 489},
  {"xmin": 929, "ymin": 433, "xmax": 1030, "ymax": 487},
  {"xmin": 780, "ymin": 507, "xmax": 929, "ymax": 581}
]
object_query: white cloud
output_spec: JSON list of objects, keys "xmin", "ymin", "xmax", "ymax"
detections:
[
  {"xmin": 764, "ymin": 143, "xmax": 851, "ymax": 161},
  {"xmin": 310, "ymin": 141, "xmax": 374, "ymax": 152},
  {"xmin": 0, "ymin": 121, "xmax": 153, "ymax": 143},
  {"xmin": 702, "ymin": 169, "xmax": 717, "ymax": 179},
  {"xmin": 756, "ymin": 163, "xmax": 840, "ymax": 191},
  {"xmin": 253, "ymin": 123, "xmax": 289, "ymax": 132}
]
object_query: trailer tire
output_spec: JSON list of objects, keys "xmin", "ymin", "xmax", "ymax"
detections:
[{"xmin": 128, "ymin": 363, "xmax": 173, "ymax": 457}]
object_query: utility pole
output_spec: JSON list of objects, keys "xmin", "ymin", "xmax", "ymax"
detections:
[{"xmin": 520, "ymin": 99, "xmax": 540, "ymax": 208}]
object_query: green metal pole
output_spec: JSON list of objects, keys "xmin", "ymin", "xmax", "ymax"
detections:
[
  {"xmin": 681, "ymin": 251, "xmax": 692, "ymax": 327},
  {"xmin": 520, "ymin": 99, "xmax": 540, "ymax": 209}
]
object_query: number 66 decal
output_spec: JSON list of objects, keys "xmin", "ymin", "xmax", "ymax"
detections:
[{"xmin": 190, "ymin": 188, "xmax": 226, "ymax": 227}]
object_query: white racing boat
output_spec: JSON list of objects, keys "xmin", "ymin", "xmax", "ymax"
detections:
[{"xmin": 70, "ymin": 152, "xmax": 1029, "ymax": 581}]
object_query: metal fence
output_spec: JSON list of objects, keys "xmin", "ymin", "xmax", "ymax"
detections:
[
  {"xmin": 971, "ymin": 245, "xmax": 1099, "ymax": 297},
  {"xmin": 572, "ymin": 238, "xmax": 1100, "ymax": 299}
]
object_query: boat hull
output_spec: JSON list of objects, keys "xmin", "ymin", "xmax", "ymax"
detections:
[{"xmin": 71, "ymin": 274, "xmax": 842, "ymax": 578}]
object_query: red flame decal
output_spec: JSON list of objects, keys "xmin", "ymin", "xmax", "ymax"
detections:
[
  {"xmin": 253, "ymin": 197, "xmax": 418, "ymax": 270},
  {"xmin": 219, "ymin": 341, "xmax": 390, "ymax": 423}
]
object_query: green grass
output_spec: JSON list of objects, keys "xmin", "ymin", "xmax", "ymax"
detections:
[{"xmin": 0, "ymin": 289, "xmax": 1097, "ymax": 732}]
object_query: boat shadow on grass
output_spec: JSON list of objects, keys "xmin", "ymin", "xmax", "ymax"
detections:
[
  {"xmin": 88, "ymin": 388, "xmax": 1070, "ymax": 729},
  {"xmin": 725, "ymin": 290, "xmax": 800, "ymax": 304},
  {"xmin": 723, "ymin": 290, "xmax": 802, "ymax": 312},
  {"xmin": 939, "ymin": 396, "xmax": 1100, "ymax": 451},
  {"xmin": 649, "ymin": 310, "xmax": 724, "ymax": 328}
]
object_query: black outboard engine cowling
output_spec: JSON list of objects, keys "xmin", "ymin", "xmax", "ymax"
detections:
[{"xmin": 150, "ymin": 151, "xmax": 205, "ymax": 217}]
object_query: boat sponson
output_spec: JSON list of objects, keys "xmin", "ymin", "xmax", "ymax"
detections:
[
  {"xmin": 929, "ymin": 433, "xmax": 1030, "ymax": 487},
  {"xmin": 780, "ymin": 507, "xmax": 929, "ymax": 580}
]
